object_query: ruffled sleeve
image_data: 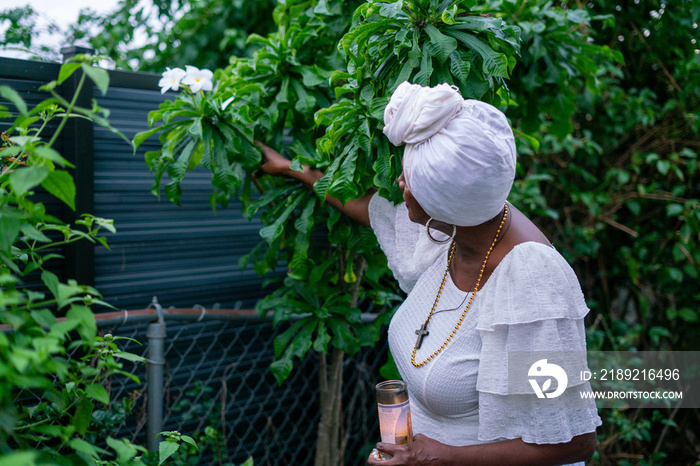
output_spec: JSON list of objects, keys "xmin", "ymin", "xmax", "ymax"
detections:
[
  {"xmin": 475, "ymin": 242, "xmax": 602, "ymax": 445},
  {"xmin": 368, "ymin": 193, "xmax": 448, "ymax": 294}
]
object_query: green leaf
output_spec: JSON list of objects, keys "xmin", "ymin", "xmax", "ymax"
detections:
[
  {"xmin": 656, "ymin": 159, "xmax": 671, "ymax": 175},
  {"xmin": 329, "ymin": 151, "xmax": 359, "ymax": 204},
  {"xmin": 342, "ymin": 20, "xmax": 391, "ymax": 56},
  {"xmin": 300, "ymin": 66, "xmax": 327, "ymax": 87},
  {"xmin": 165, "ymin": 181, "xmax": 182, "ymax": 206},
  {"xmin": 31, "ymin": 309, "xmax": 55, "ymax": 327},
  {"xmin": 291, "ymin": 79, "xmax": 316, "ymax": 114},
  {"xmin": 379, "ymin": 350, "xmax": 402, "ymax": 380},
  {"xmin": 9, "ymin": 166, "xmax": 49, "ymax": 196},
  {"xmin": 66, "ymin": 305, "xmax": 97, "ymax": 343},
  {"xmin": 0, "ymin": 85, "xmax": 28, "ymax": 116},
  {"xmin": 327, "ymin": 317, "xmax": 359, "ymax": 356},
  {"xmin": 313, "ymin": 321, "xmax": 331, "ymax": 353},
  {"xmin": 81, "ymin": 63, "xmax": 109, "ymax": 95},
  {"xmin": 134, "ymin": 126, "xmax": 164, "ymax": 151},
  {"xmin": 414, "ymin": 44, "xmax": 434, "ymax": 86},
  {"xmin": 21, "ymin": 223, "xmax": 51, "ymax": 243},
  {"xmin": 42, "ymin": 270, "xmax": 60, "ymax": 298},
  {"xmin": 113, "ymin": 350, "xmax": 146, "ymax": 362},
  {"xmin": 385, "ymin": 59, "xmax": 411, "ymax": 91},
  {"xmin": 107, "ymin": 437, "xmax": 145, "ymax": 463},
  {"xmin": 313, "ymin": 153, "xmax": 344, "ymax": 201},
  {"xmin": 259, "ymin": 192, "xmax": 304, "ymax": 244},
  {"xmin": 666, "ymin": 203, "xmax": 684, "ymax": 217},
  {"xmin": 159, "ymin": 441, "xmax": 180, "ymax": 465},
  {"xmin": 58, "ymin": 63, "xmax": 81, "ymax": 84},
  {"xmin": 85, "ymin": 383, "xmax": 110, "ymax": 405},
  {"xmin": 513, "ymin": 128, "xmax": 540, "ymax": 153},
  {"xmin": 180, "ymin": 435, "xmax": 198, "ymax": 450},
  {"xmin": 72, "ymin": 396, "xmax": 94, "ymax": 436},
  {"xmin": 276, "ymin": 77, "xmax": 289, "ymax": 103},
  {"xmin": 34, "ymin": 425, "xmax": 64, "ymax": 438},
  {"xmin": 314, "ymin": 0, "xmax": 331, "ymax": 14},
  {"xmin": 41, "ymin": 170, "xmax": 76, "ymax": 210},
  {"xmin": 424, "ymin": 24, "xmax": 458, "ymax": 64},
  {"xmin": 69, "ymin": 438, "xmax": 102, "ymax": 459},
  {"xmin": 0, "ymin": 452, "xmax": 37, "ymax": 466},
  {"xmin": 379, "ymin": 0, "xmax": 404, "ymax": 18},
  {"xmin": 449, "ymin": 51, "xmax": 471, "ymax": 82},
  {"xmin": 444, "ymin": 29, "xmax": 508, "ymax": 77},
  {"xmin": 33, "ymin": 145, "xmax": 73, "ymax": 167},
  {"xmin": 270, "ymin": 354, "xmax": 293, "ymax": 385},
  {"xmin": 114, "ymin": 369, "xmax": 142, "ymax": 385},
  {"xmin": 273, "ymin": 319, "xmax": 306, "ymax": 358},
  {"xmin": 678, "ymin": 307, "xmax": 698, "ymax": 323}
]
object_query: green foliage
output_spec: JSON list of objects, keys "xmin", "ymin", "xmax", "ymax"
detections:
[
  {"xmin": 0, "ymin": 56, "xmax": 149, "ymax": 465},
  {"xmin": 0, "ymin": 0, "xmax": 277, "ymax": 70},
  {"xmin": 154, "ymin": 431, "xmax": 198, "ymax": 466},
  {"xmin": 498, "ymin": 0, "xmax": 700, "ymax": 462},
  {"xmin": 83, "ymin": 0, "xmax": 278, "ymax": 72},
  {"xmin": 147, "ymin": 381, "xmax": 253, "ymax": 466}
]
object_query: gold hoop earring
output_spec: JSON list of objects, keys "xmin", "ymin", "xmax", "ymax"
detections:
[{"xmin": 426, "ymin": 218, "xmax": 456, "ymax": 244}]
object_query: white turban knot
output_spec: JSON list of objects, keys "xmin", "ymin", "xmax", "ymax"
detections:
[{"xmin": 383, "ymin": 81, "xmax": 517, "ymax": 227}]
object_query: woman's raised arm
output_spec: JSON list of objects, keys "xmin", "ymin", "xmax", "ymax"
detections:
[{"xmin": 255, "ymin": 142, "xmax": 375, "ymax": 227}]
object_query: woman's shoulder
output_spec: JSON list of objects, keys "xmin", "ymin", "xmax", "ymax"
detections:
[{"xmin": 478, "ymin": 237, "xmax": 590, "ymax": 331}]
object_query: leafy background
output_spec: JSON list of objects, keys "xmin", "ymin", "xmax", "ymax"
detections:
[{"xmin": 2, "ymin": 0, "xmax": 699, "ymax": 464}]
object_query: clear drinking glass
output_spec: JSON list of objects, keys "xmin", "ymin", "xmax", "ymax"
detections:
[{"xmin": 374, "ymin": 380, "xmax": 413, "ymax": 459}]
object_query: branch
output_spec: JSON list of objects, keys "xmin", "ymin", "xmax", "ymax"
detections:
[
  {"xmin": 599, "ymin": 215, "xmax": 639, "ymax": 237},
  {"xmin": 629, "ymin": 21, "xmax": 681, "ymax": 93}
]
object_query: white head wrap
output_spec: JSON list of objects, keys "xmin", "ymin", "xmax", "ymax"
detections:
[{"xmin": 383, "ymin": 81, "xmax": 517, "ymax": 227}]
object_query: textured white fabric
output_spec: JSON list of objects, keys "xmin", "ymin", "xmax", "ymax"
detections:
[
  {"xmin": 369, "ymin": 194, "xmax": 601, "ymax": 463},
  {"xmin": 382, "ymin": 81, "xmax": 517, "ymax": 227},
  {"xmin": 383, "ymin": 82, "xmax": 464, "ymax": 147}
]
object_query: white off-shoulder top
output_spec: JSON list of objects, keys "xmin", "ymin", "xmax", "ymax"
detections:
[{"xmin": 369, "ymin": 194, "xmax": 601, "ymax": 464}]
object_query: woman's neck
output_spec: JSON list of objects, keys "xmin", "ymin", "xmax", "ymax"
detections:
[
  {"xmin": 453, "ymin": 207, "xmax": 508, "ymax": 260},
  {"xmin": 448, "ymin": 206, "xmax": 510, "ymax": 291}
]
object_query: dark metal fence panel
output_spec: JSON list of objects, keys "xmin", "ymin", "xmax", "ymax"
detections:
[{"xmin": 0, "ymin": 57, "xmax": 68, "ymax": 289}]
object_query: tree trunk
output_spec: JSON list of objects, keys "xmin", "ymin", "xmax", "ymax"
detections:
[
  {"xmin": 315, "ymin": 347, "xmax": 344, "ymax": 466},
  {"xmin": 314, "ymin": 256, "xmax": 365, "ymax": 466}
]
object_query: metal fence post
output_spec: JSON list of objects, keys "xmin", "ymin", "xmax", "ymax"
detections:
[
  {"xmin": 59, "ymin": 45, "xmax": 97, "ymax": 287},
  {"xmin": 146, "ymin": 297, "xmax": 166, "ymax": 452}
]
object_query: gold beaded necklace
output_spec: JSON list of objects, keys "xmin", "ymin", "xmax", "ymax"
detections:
[{"xmin": 411, "ymin": 203, "xmax": 509, "ymax": 368}]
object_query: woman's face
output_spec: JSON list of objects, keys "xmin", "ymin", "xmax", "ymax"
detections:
[{"xmin": 398, "ymin": 172, "xmax": 430, "ymax": 225}]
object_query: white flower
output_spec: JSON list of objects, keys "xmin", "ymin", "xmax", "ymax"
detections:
[
  {"xmin": 181, "ymin": 66, "xmax": 214, "ymax": 93},
  {"xmin": 158, "ymin": 67, "xmax": 187, "ymax": 94},
  {"xmin": 221, "ymin": 96, "xmax": 235, "ymax": 111}
]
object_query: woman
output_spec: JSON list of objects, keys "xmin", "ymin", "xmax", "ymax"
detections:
[{"xmin": 257, "ymin": 82, "xmax": 601, "ymax": 465}]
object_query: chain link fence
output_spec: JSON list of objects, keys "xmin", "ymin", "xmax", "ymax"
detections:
[{"xmin": 85, "ymin": 300, "xmax": 387, "ymax": 466}]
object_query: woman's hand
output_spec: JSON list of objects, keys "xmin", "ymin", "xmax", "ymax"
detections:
[
  {"xmin": 253, "ymin": 140, "xmax": 375, "ymax": 226},
  {"xmin": 367, "ymin": 434, "xmax": 446, "ymax": 466},
  {"xmin": 254, "ymin": 141, "xmax": 292, "ymax": 177},
  {"xmin": 368, "ymin": 432, "xmax": 597, "ymax": 466}
]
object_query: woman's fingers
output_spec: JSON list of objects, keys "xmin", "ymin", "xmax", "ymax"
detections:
[
  {"xmin": 252, "ymin": 141, "xmax": 291, "ymax": 176},
  {"xmin": 366, "ymin": 443, "xmax": 406, "ymax": 465}
]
